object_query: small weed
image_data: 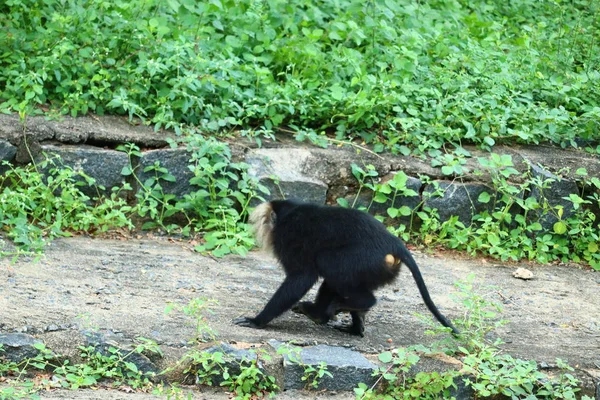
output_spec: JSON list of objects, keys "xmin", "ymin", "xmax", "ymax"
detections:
[
  {"xmin": 118, "ymin": 134, "xmax": 268, "ymax": 258},
  {"xmin": 276, "ymin": 344, "xmax": 333, "ymax": 390},
  {"xmin": 355, "ymin": 348, "xmax": 456, "ymax": 400},
  {"xmin": 0, "ymin": 338, "xmax": 160, "ymax": 399},
  {"xmin": 355, "ymin": 276, "xmax": 595, "ymax": 400},
  {"xmin": 0, "ymin": 156, "xmax": 132, "ymax": 259},
  {"xmin": 166, "ymin": 298, "xmax": 279, "ymax": 399}
]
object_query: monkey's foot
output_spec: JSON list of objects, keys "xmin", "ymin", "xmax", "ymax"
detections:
[
  {"xmin": 329, "ymin": 320, "xmax": 365, "ymax": 337},
  {"xmin": 291, "ymin": 302, "xmax": 329, "ymax": 324},
  {"xmin": 334, "ymin": 324, "xmax": 365, "ymax": 337},
  {"xmin": 232, "ymin": 316, "xmax": 263, "ymax": 329}
]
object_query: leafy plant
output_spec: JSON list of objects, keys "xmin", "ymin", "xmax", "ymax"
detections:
[
  {"xmin": 1, "ymin": 0, "xmax": 598, "ymax": 154},
  {"xmin": 0, "ymin": 156, "xmax": 132, "ymax": 259},
  {"xmin": 355, "ymin": 348, "xmax": 456, "ymax": 400},
  {"xmin": 345, "ymin": 153, "xmax": 600, "ymax": 270},
  {"xmin": 0, "ymin": 338, "xmax": 160, "ymax": 399},
  {"xmin": 356, "ymin": 276, "xmax": 594, "ymax": 400},
  {"xmin": 165, "ymin": 298, "xmax": 278, "ymax": 399}
]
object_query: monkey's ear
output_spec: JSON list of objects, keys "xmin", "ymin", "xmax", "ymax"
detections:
[{"xmin": 269, "ymin": 210, "xmax": 276, "ymax": 225}]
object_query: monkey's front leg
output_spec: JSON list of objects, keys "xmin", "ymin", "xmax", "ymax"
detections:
[{"xmin": 233, "ymin": 274, "xmax": 317, "ymax": 329}]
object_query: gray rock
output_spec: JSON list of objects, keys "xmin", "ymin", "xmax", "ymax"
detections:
[
  {"xmin": 528, "ymin": 164, "xmax": 579, "ymax": 230},
  {"xmin": 138, "ymin": 148, "xmax": 194, "ymax": 197},
  {"xmin": 271, "ymin": 342, "xmax": 377, "ymax": 391},
  {"xmin": 39, "ymin": 144, "xmax": 129, "ymax": 196},
  {"xmin": 246, "ymin": 148, "xmax": 328, "ymax": 204},
  {"xmin": 0, "ymin": 114, "xmax": 55, "ymax": 146},
  {"xmin": 0, "ymin": 333, "xmax": 43, "ymax": 363},
  {"xmin": 15, "ymin": 135, "xmax": 43, "ymax": 163},
  {"xmin": 0, "ymin": 113, "xmax": 172, "ymax": 147},
  {"xmin": 423, "ymin": 181, "xmax": 494, "ymax": 225},
  {"xmin": 304, "ymin": 147, "xmax": 392, "ymax": 188}
]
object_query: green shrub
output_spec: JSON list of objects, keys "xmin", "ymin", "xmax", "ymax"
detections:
[{"xmin": 1, "ymin": 0, "xmax": 598, "ymax": 153}]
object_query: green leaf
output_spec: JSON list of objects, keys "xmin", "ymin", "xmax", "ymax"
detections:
[
  {"xmin": 336, "ymin": 198, "xmax": 349, "ymax": 208},
  {"xmin": 553, "ymin": 221, "xmax": 567, "ymax": 235},
  {"xmin": 441, "ymin": 165, "xmax": 454, "ymax": 175},
  {"xmin": 488, "ymin": 233, "xmax": 500, "ymax": 246},
  {"xmin": 162, "ymin": 174, "xmax": 177, "ymax": 182},
  {"xmin": 478, "ymin": 191, "xmax": 491, "ymax": 203},
  {"xmin": 397, "ymin": 206, "xmax": 411, "ymax": 216},
  {"xmin": 379, "ymin": 351, "xmax": 393, "ymax": 363}
]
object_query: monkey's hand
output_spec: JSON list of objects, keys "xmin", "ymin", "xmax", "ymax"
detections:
[{"xmin": 232, "ymin": 316, "xmax": 263, "ymax": 329}]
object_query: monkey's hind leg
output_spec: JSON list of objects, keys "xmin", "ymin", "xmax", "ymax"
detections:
[
  {"xmin": 292, "ymin": 281, "xmax": 336, "ymax": 324},
  {"xmin": 330, "ymin": 290, "xmax": 376, "ymax": 337},
  {"xmin": 334, "ymin": 311, "xmax": 367, "ymax": 337}
]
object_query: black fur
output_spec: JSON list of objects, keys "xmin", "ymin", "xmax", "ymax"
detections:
[{"xmin": 233, "ymin": 199, "xmax": 459, "ymax": 336}]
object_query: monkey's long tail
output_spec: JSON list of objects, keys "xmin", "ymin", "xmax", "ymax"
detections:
[{"xmin": 400, "ymin": 250, "xmax": 461, "ymax": 336}]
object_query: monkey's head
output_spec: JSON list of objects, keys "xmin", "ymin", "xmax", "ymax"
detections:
[{"xmin": 249, "ymin": 202, "xmax": 275, "ymax": 255}]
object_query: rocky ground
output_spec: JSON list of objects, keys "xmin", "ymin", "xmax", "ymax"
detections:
[{"xmin": 1, "ymin": 236, "xmax": 599, "ymax": 398}]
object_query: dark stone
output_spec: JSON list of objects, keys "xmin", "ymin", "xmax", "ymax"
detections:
[
  {"xmin": 529, "ymin": 164, "xmax": 579, "ymax": 230},
  {"xmin": 38, "ymin": 144, "xmax": 129, "ymax": 196},
  {"xmin": 0, "ymin": 333, "xmax": 43, "ymax": 363},
  {"xmin": 15, "ymin": 135, "xmax": 43, "ymax": 164},
  {"xmin": 0, "ymin": 139, "xmax": 16, "ymax": 162},
  {"xmin": 449, "ymin": 376, "xmax": 476, "ymax": 400},
  {"xmin": 269, "ymin": 341, "xmax": 377, "ymax": 391},
  {"xmin": 246, "ymin": 148, "xmax": 328, "ymax": 204},
  {"xmin": 0, "ymin": 139, "xmax": 16, "ymax": 174},
  {"xmin": 138, "ymin": 148, "xmax": 194, "ymax": 197},
  {"xmin": 423, "ymin": 181, "xmax": 494, "ymax": 225}
]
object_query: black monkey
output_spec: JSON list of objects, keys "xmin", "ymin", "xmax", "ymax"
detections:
[{"xmin": 233, "ymin": 200, "xmax": 459, "ymax": 337}]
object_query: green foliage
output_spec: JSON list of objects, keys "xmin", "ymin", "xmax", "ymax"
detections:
[
  {"xmin": 355, "ymin": 348, "xmax": 456, "ymax": 399},
  {"xmin": 118, "ymin": 134, "xmax": 268, "ymax": 258},
  {"xmin": 165, "ymin": 297, "xmax": 219, "ymax": 342},
  {"xmin": 0, "ymin": 339, "xmax": 160, "ymax": 399},
  {"xmin": 166, "ymin": 298, "xmax": 278, "ymax": 400},
  {"xmin": 349, "ymin": 154, "xmax": 600, "ymax": 270},
  {"xmin": 0, "ymin": 156, "xmax": 132, "ymax": 258},
  {"xmin": 0, "ymin": 133, "xmax": 266, "ymax": 259},
  {"xmin": 184, "ymin": 348, "xmax": 277, "ymax": 400},
  {"xmin": 1, "ymin": 0, "xmax": 599, "ymax": 153},
  {"xmin": 438, "ymin": 156, "xmax": 600, "ymax": 269},
  {"xmin": 356, "ymin": 276, "xmax": 595, "ymax": 400}
]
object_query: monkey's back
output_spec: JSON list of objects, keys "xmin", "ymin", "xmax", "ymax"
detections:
[{"xmin": 270, "ymin": 200, "xmax": 401, "ymax": 290}]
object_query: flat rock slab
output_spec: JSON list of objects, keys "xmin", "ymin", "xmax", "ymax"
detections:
[
  {"xmin": 269, "ymin": 340, "xmax": 377, "ymax": 390},
  {"xmin": 1, "ymin": 237, "xmax": 599, "ymax": 394}
]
